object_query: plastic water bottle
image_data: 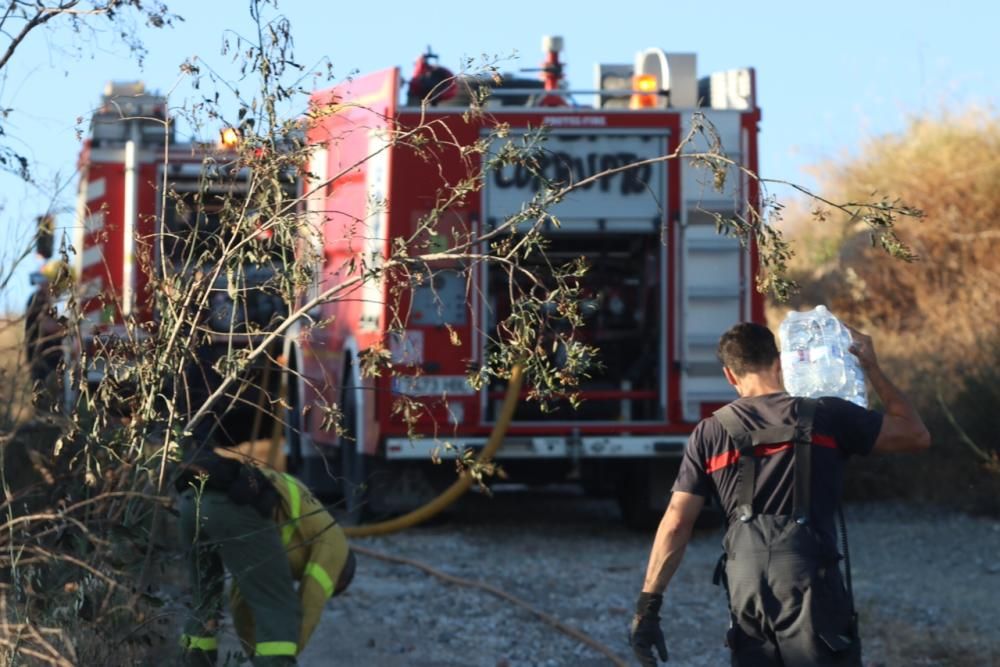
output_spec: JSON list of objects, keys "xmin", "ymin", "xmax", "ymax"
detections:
[
  {"xmin": 777, "ymin": 310, "xmax": 816, "ymax": 395},
  {"xmin": 837, "ymin": 321, "xmax": 868, "ymax": 406},
  {"xmin": 778, "ymin": 305, "xmax": 868, "ymax": 407}
]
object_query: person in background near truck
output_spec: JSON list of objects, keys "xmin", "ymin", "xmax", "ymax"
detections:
[
  {"xmin": 629, "ymin": 321, "xmax": 930, "ymax": 666},
  {"xmin": 176, "ymin": 450, "xmax": 356, "ymax": 666},
  {"xmin": 24, "ymin": 260, "xmax": 70, "ymax": 412}
]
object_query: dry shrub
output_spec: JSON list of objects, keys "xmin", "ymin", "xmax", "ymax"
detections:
[
  {"xmin": 773, "ymin": 109, "xmax": 1000, "ymax": 513},
  {"xmin": 1, "ymin": 419, "xmax": 177, "ymax": 665},
  {"xmin": 0, "ymin": 318, "xmax": 33, "ymax": 426}
]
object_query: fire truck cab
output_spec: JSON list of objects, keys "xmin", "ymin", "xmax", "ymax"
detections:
[
  {"xmin": 292, "ymin": 39, "xmax": 765, "ymax": 524},
  {"xmin": 69, "ymin": 82, "xmax": 291, "ymax": 446}
]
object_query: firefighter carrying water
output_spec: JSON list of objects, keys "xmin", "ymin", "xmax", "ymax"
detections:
[
  {"xmin": 630, "ymin": 322, "xmax": 930, "ymax": 666},
  {"xmin": 176, "ymin": 450, "xmax": 356, "ymax": 666}
]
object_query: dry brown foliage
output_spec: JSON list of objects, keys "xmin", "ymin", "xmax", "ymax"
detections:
[{"xmin": 774, "ymin": 109, "xmax": 1000, "ymax": 512}]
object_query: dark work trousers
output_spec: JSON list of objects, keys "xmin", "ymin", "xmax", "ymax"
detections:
[
  {"xmin": 178, "ymin": 490, "xmax": 301, "ymax": 666},
  {"xmin": 723, "ymin": 516, "xmax": 861, "ymax": 667}
]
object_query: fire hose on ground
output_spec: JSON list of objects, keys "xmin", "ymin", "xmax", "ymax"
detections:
[
  {"xmin": 341, "ymin": 364, "xmax": 524, "ymax": 539},
  {"xmin": 351, "ymin": 543, "xmax": 629, "ymax": 666},
  {"xmin": 251, "ymin": 359, "xmax": 527, "ymax": 535},
  {"xmin": 258, "ymin": 363, "xmax": 627, "ymax": 665}
]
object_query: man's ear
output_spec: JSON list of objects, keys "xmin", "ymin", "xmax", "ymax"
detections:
[{"xmin": 722, "ymin": 366, "xmax": 739, "ymax": 388}]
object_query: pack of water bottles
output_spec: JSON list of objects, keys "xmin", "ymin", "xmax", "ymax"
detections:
[{"xmin": 778, "ymin": 305, "xmax": 868, "ymax": 407}]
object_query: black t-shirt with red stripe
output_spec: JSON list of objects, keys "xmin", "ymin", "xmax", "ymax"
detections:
[{"xmin": 672, "ymin": 392, "xmax": 882, "ymax": 544}]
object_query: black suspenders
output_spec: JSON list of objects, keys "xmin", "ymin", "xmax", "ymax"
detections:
[
  {"xmin": 713, "ymin": 398, "xmax": 818, "ymax": 524},
  {"xmin": 712, "ymin": 398, "xmax": 857, "ymax": 623},
  {"xmin": 792, "ymin": 398, "xmax": 817, "ymax": 525}
]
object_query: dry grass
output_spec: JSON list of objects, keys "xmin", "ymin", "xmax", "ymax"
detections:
[
  {"xmin": 773, "ymin": 109, "xmax": 1000, "ymax": 514},
  {"xmin": 0, "ymin": 317, "xmax": 180, "ymax": 666},
  {"xmin": 0, "ymin": 316, "xmax": 34, "ymax": 427}
]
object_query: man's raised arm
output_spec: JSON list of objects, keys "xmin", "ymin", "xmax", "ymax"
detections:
[{"xmin": 847, "ymin": 325, "xmax": 931, "ymax": 454}]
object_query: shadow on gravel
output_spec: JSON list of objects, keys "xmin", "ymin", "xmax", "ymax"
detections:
[{"xmin": 863, "ymin": 611, "xmax": 999, "ymax": 667}]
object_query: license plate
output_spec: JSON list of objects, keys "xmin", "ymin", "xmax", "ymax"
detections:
[{"xmin": 392, "ymin": 375, "xmax": 475, "ymax": 397}]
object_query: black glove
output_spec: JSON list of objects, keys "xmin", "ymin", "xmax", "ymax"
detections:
[{"xmin": 629, "ymin": 592, "xmax": 668, "ymax": 666}]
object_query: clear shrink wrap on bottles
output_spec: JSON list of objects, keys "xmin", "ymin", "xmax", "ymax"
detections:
[{"xmin": 778, "ymin": 305, "xmax": 868, "ymax": 407}]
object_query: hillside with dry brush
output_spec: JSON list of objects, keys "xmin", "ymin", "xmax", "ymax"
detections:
[{"xmin": 774, "ymin": 110, "xmax": 1000, "ymax": 513}]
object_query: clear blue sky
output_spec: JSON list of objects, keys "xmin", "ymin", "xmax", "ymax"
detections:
[{"xmin": 1, "ymin": 0, "xmax": 996, "ymax": 312}]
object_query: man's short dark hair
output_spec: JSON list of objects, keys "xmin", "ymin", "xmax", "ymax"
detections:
[{"xmin": 717, "ymin": 322, "xmax": 779, "ymax": 377}]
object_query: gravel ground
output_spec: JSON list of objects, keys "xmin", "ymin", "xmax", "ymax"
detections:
[{"xmin": 214, "ymin": 489, "xmax": 1000, "ymax": 667}]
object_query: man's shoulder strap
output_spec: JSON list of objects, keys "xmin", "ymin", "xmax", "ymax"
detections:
[
  {"xmin": 793, "ymin": 397, "xmax": 818, "ymax": 524},
  {"xmin": 712, "ymin": 396, "xmax": 820, "ymax": 523},
  {"xmin": 713, "ymin": 401, "xmax": 799, "ymax": 446},
  {"xmin": 795, "ymin": 397, "xmax": 818, "ymax": 440},
  {"xmin": 713, "ymin": 404, "xmax": 751, "ymax": 446},
  {"xmin": 712, "ymin": 405, "xmax": 756, "ymax": 522}
]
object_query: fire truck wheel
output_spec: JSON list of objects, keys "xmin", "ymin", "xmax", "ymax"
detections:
[
  {"xmin": 618, "ymin": 484, "xmax": 661, "ymax": 530},
  {"xmin": 617, "ymin": 462, "xmax": 674, "ymax": 530}
]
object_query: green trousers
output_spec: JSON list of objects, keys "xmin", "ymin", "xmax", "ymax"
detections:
[{"xmin": 178, "ymin": 489, "xmax": 301, "ymax": 666}]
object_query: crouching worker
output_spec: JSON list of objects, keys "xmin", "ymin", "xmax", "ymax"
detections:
[{"xmin": 175, "ymin": 451, "xmax": 355, "ymax": 666}]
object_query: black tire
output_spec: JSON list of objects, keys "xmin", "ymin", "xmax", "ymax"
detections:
[
  {"xmin": 618, "ymin": 463, "xmax": 670, "ymax": 531},
  {"xmin": 618, "ymin": 484, "xmax": 662, "ymax": 530}
]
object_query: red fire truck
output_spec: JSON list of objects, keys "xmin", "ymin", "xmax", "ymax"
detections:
[
  {"xmin": 68, "ymin": 82, "xmax": 292, "ymax": 446},
  {"xmin": 288, "ymin": 38, "xmax": 764, "ymax": 524}
]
